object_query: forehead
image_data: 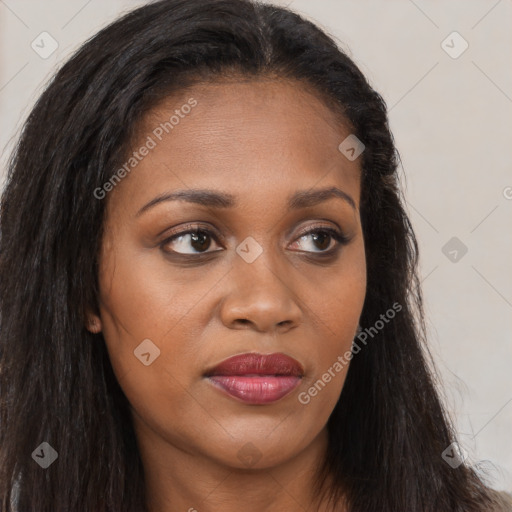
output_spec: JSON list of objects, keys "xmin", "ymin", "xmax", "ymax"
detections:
[
  {"xmin": 142, "ymin": 77, "xmax": 352, "ymax": 155},
  {"xmin": 108, "ymin": 78, "xmax": 361, "ymax": 216}
]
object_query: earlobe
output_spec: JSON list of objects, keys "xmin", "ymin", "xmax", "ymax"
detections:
[{"xmin": 85, "ymin": 313, "xmax": 103, "ymax": 334}]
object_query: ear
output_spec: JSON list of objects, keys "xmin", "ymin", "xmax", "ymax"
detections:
[{"xmin": 85, "ymin": 309, "xmax": 103, "ymax": 334}]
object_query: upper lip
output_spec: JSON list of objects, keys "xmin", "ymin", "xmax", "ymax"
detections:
[{"xmin": 204, "ymin": 352, "xmax": 304, "ymax": 377}]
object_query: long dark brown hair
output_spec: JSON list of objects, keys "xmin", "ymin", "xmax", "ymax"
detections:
[{"xmin": 0, "ymin": 0, "xmax": 500, "ymax": 510}]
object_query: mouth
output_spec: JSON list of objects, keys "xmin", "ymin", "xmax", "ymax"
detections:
[{"xmin": 203, "ymin": 352, "xmax": 304, "ymax": 405}]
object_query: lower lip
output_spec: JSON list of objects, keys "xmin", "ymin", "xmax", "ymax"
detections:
[{"xmin": 207, "ymin": 375, "xmax": 301, "ymax": 404}]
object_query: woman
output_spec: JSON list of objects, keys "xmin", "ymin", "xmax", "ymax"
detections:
[{"xmin": 0, "ymin": 0, "xmax": 510, "ymax": 510}]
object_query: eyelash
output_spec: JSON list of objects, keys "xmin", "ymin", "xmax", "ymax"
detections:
[{"xmin": 159, "ymin": 223, "xmax": 351, "ymax": 259}]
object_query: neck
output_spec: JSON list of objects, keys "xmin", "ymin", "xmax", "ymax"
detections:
[{"xmin": 134, "ymin": 419, "xmax": 344, "ymax": 512}]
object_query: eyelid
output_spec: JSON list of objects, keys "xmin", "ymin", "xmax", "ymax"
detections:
[
  {"xmin": 162, "ymin": 222, "xmax": 222, "ymax": 241},
  {"xmin": 294, "ymin": 222, "xmax": 348, "ymax": 240}
]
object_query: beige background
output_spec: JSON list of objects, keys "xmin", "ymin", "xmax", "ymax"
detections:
[{"xmin": 1, "ymin": 0, "xmax": 511, "ymax": 492}]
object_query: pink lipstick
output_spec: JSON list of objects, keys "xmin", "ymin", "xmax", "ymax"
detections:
[{"xmin": 204, "ymin": 352, "xmax": 303, "ymax": 405}]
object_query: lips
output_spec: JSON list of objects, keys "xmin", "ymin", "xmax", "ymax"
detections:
[{"xmin": 204, "ymin": 352, "xmax": 304, "ymax": 405}]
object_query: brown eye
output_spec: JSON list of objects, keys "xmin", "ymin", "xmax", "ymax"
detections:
[
  {"xmin": 290, "ymin": 227, "xmax": 349, "ymax": 254},
  {"xmin": 161, "ymin": 228, "xmax": 222, "ymax": 255}
]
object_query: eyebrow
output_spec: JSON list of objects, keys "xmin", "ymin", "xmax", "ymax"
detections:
[{"xmin": 136, "ymin": 185, "xmax": 356, "ymax": 217}]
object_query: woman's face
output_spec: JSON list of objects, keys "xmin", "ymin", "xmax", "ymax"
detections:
[{"xmin": 88, "ymin": 78, "xmax": 366, "ymax": 471}]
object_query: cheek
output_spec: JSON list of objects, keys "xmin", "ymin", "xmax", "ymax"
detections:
[
  {"xmin": 303, "ymin": 238, "xmax": 366, "ymax": 335},
  {"xmin": 298, "ymin": 242, "xmax": 366, "ymax": 401},
  {"xmin": 96, "ymin": 249, "xmax": 213, "ymax": 443},
  {"xmin": 97, "ymin": 249, "xmax": 210, "ymax": 372}
]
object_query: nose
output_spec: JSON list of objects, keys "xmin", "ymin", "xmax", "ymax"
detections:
[{"xmin": 219, "ymin": 252, "xmax": 303, "ymax": 334}]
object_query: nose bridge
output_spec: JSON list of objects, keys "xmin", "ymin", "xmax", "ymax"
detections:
[{"xmin": 220, "ymin": 234, "xmax": 302, "ymax": 331}]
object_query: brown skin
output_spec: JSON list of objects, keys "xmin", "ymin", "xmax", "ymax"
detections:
[{"xmin": 87, "ymin": 78, "xmax": 366, "ymax": 512}]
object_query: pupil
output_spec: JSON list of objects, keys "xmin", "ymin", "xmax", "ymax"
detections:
[
  {"xmin": 313, "ymin": 232, "xmax": 330, "ymax": 251},
  {"xmin": 191, "ymin": 231, "xmax": 210, "ymax": 252}
]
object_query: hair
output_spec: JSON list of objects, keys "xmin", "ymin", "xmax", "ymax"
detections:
[{"xmin": 0, "ymin": 0, "xmax": 501, "ymax": 511}]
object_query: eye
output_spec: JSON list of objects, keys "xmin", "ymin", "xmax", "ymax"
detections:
[
  {"xmin": 160, "ymin": 225, "xmax": 223, "ymax": 255},
  {"xmin": 160, "ymin": 223, "xmax": 350, "ymax": 257},
  {"xmin": 289, "ymin": 225, "xmax": 350, "ymax": 254}
]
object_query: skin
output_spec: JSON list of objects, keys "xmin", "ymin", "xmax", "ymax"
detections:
[{"xmin": 87, "ymin": 77, "xmax": 366, "ymax": 512}]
